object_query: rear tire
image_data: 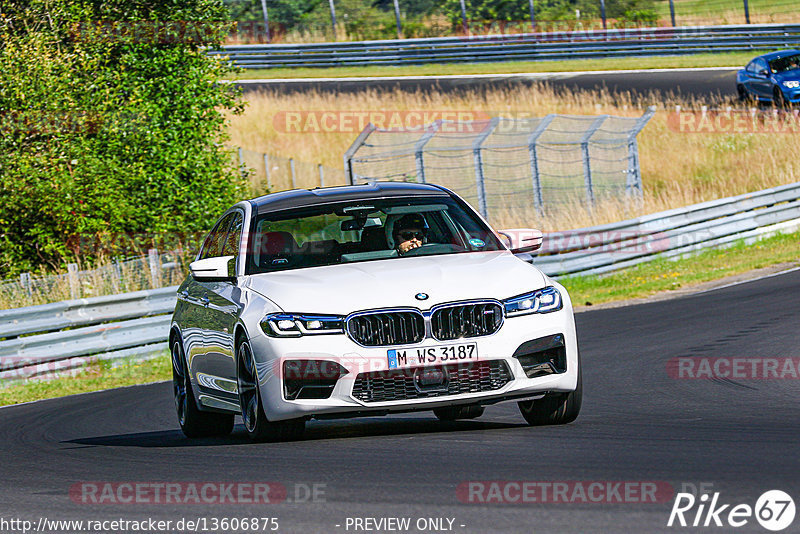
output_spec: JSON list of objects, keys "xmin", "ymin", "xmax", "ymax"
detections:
[
  {"xmin": 518, "ymin": 364, "xmax": 582, "ymax": 426},
  {"xmin": 172, "ymin": 339, "xmax": 234, "ymax": 438},
  {"xmin": 434, "ymin": 405, "xmax": 485, "ymax": 421},
  {"xmin": 237, "ymin": 340, "xmax": 305, "ymax": 442},
  {"xmin": 737, "ymin": 84, "xmax": 749, "ymax": 102}
]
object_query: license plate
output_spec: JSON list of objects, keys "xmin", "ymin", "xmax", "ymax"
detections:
[{"xmin": 387, "ymin": 342, "xmax": 478, "ymax": 370}]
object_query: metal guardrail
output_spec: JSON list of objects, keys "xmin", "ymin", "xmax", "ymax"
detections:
[
  {"xmin": 212, "ymin": 23, "xmax": 800, "ymax": 68},
  {"xmin": 1, "ymin": 181, "xmax": 799, "ymax": 383}
]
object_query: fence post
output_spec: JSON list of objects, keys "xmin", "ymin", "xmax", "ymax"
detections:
[
  {"xmin": 626, "ymin": 106, "xmax": 656, "ymax": 201},
  {"xmin": 263, "ymin": 153, "xmax": 272, "ymax": 191},
  {"xmin": 148, "ymin": 248, "xmax": 161, "ymax": 289},
  {"xmin": 318, "ymin": 163, "xmax": 325, "ymax": 187},
  {"xmin": 528, "ymin": 0, "xmax": 536, "ymax": 31},
  {"xmin": 599, "ymin": 0, "xmax": 607, "ymax": 29},
  {"xmin": 472, "ymin": 117, "xmax": 499, "ymax": 220},
  {"xmin": 668, "ymin": 0, "xmax": 676, "ymax": 26},
  {"xmin": 343, "ymin": 123, "xmax": 377, "ymax": 185},
  {"xmin": 259, "ymin": 0, "xmax": 271, "ymax": 43},
  {"xmin": 392, "ymin": 0, "xmax": 402, "ymax": 38},
  {"xmin": 743, "ymin": 0, "xmax": 750, "ymax": 24},
  {"xmin": 580, "ymin": 115, "xmax": 608, "ymax": 211},
  {"xmin": 112, "ymin": 257, "xmax": 122, "ymax": 293},
  {"xmin": 459, "ymin": 0, "xmax": 468, "ymax": 34},
  {"xmin": 237, "ymin": 147, "xmax": 247, "ymax": 181},
  {"xmin": 67, "ymin": 263, "xmax": 79, "ymax": 300},
  {"xmin": 328, "ymin": 0, "xmax": 337, "ymax": 40},
  {"xmin": 527, "ymin": 114, "xmax": 556, "ymax": 217},
  {"xmin": 20, "ymin": 272, "xmax": 32, "ymax": 299},
  {"xmin": 414, "ymin": 120, "xmax": 441, "ymax": 184},
  {"xmin": 289, "ymin": 158, "xmax": 297, "ymax": 189}
]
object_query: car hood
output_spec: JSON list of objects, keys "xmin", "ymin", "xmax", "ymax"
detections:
[
  {"xmin": 244, "ymin": 251, "xmax": 546, "ymax": 314},
  {"xmin": 775, "ymin": 70, "xmax": 800, "ymax": 82}
]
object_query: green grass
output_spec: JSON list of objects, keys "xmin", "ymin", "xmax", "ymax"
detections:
[
  {"xmin": 3, "ymin": 229, "xmax": 798, "ymax": 407},
  {"xmin": 0, "ymin": 352, "xmax": 172, "ymax": 407},
  {"xmin": 228, "ymin": 51, "xmax": 755, "ymax": 80},
  {"xmin": 561, "ymin": 230, "xmax": 800, "ymax": 306}
]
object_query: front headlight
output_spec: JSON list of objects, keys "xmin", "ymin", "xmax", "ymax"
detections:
[
  {"xmin": 503, "ymin": 286, "xmax": 563, "ymax": 317},
  {"xmin": 783, "ymin": 81, "xmax": 800, "ymax": 89},
  {"xmin": 261, "ymin": 313, "xmax": 345, "ymax": 337}
]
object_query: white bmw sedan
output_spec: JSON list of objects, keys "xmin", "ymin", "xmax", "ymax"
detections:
[{"xmin": 170, "ymin": 182, "xmax": 581, "ymax": 441}]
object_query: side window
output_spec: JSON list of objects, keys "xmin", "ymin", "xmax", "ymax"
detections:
[
  {"xmin": 200, "ymin": 213, "xmax": 234, "ymax": 259},
  {"xmin": 746, "ymin": 61, "xmax": 757, "ymax": 73},
  {"xmin": 222, "ymin": 212, "xmax": 244, "ymax": 257},
  {"xmin": 756, "ymin": 59, "xmax": 769, "ymax": 73}
]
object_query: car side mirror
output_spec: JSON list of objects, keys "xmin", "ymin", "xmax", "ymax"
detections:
[
  {"xmin": 497, "ymin": 228, "xmax": 543, "ymax": 254},
  {"xmin": 190, "ymin": 255, "xmax": 236, "ymax": 281},
  {"xmin": 758, "ymin": 69, "xmax": 769, "ymax": 77}
]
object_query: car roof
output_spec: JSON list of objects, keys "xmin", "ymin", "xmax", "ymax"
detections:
[
  {"xmin": 757, "ymin": 49, "xmax": 800, "ymax": 61},
  {"xmin": 249, "ymin": 182, "xmax": 451, "ymax": 214}
]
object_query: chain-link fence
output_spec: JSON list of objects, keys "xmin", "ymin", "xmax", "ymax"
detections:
[
  {"xmin": 0, "ymin": 250, "xmax": 187, "ymax": 309},
  {"xmin": 236, "ymin": 147, "xmax": 347, "ymax": 194},
  {"xmin": 344, "ymin": 108, "xmax": 654, "ymax": 222}
]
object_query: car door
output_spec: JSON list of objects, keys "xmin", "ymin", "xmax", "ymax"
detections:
[
  {"xmin": 742, "ymin": 60, "xmax": 759, "ymax": 96},
  {"xmin": 753, "ymin": 58, "xmax": 772, "ymax": 98},
  {"xmin": 185, "ymin": 212, "xmax": 234, "ymax": 400},
  {"xmin": 195, "ymin": 210, "xmax": 245, "ymax": 407}
]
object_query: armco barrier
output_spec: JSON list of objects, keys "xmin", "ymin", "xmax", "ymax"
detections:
[
  {"xmin": 1, "ymin": 181, "xmax": 799, "ymax": 382},
  {"xmin": 210, "ymin": 23, "xmax": 800, "ymax": 68}
]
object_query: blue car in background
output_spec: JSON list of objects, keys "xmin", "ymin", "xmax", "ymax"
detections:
[{"xmin": 737, "ymin": 50, "xmax": 800, "ymax": 107}]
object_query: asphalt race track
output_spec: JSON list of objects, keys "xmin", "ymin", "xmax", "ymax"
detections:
[
  {"xmin": 3, "ymin": 268, "xmax": 799, "ymax": 532},
  {"xmin": 237, "ymin": 68, "xmax": 740, "ymax": 101}
]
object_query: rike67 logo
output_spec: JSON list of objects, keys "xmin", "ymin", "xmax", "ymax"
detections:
[{"xmin": 668, "ymin": 489, "xmax": 796, "ymax": 531}]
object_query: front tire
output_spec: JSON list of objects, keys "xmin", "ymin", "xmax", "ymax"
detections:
[
  {"xmin": 237, "ymin": 340, "xmax": 305, "ymax": 442},
  {"xmin": 172, "ymin": 339, "xmax": 234, "ymax": 438},
  {"xmin": 774, "ymin": 87, "xmax": 788, "ymax": 109},
  {"xmin": 518, "ymin": 365, "xmax": 582, "ymax": 426},
  {"xmin": 434, "ymin": 405, "xmax": 485, "ymax": 421}
]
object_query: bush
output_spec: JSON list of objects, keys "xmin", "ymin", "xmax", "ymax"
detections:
[{"xmin": 0, "ymin": 0, "xmax": 246, "ymax": 275}]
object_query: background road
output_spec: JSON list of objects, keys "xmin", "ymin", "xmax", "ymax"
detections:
[
  {"xmin": 1, "ymin": 268, "xmax": 798, "ymax": 533},
  {"xmin": 237, "ymin": 68, "xmax": 740, "ymax": 101}
]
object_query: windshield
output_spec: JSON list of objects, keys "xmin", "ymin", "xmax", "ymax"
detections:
[
  {"xmin": 769, "ymin": 54, "xmax": 800, "ymax": 74},
  {"xmin": 246, "ymin": 196, "xmax": 504, "ymax": 274}
]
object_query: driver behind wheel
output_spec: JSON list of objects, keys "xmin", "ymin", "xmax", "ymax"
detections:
[{"xmin": 392, "ymin": 213, "xmax": 428, "ymax": 255}]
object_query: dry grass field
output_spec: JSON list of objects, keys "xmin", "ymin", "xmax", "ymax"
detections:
[{"xmin": 228, "ymin": 84, "xmax": 800, "ymax": 231}]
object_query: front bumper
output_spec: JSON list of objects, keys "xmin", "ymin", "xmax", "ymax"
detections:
[{"xmin": 247, "ymin": 292, "xmax": 580, "ymax": 422}]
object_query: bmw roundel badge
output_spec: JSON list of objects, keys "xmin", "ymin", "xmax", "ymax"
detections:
[{"xmin": 415, "ymin": 292, "xmax": 429, "ymax": 301}]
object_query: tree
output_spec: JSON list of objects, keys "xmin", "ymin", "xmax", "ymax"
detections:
[{"xmin": 0, "ymin": 0, "xmax": 246, "ymax": 274}]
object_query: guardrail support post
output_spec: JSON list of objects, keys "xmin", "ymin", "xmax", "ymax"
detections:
[
  {"xmin": 527, "ymin": 114, "xmax": 556, "ymax": 217},
  {"xmin": 472, "ymin": 118, "xmax": 499, "ymax": 220},
  {"xmin": 67, "ymin": 263, "xmax": 79, "ymax": 300},
  {"xmin": 289, "ymin": 158, "xmax": 296, "ymax": 189},
  {"xmin": 148, "ymin": 249, "xmax": 161, "ymax": 289},
  {"xmin": 414, "ymin": 120, "xmax": 441, "ymax": 184},
  {"xmin": 318, "ymin": 163, "xmax": 325, "ymax": 187},
  {"xmin": 581, "ymin": 115, "xmax": 608, "ymax": 213},
  {"xmin": 743, "ymin": 0, "xmax": 750, "ymax": 24}
]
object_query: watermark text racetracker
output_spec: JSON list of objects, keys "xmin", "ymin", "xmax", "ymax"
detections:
[
  {"xmin": 0, "ymin": 516, "xmax": 279, "ymax": 534},
  {"xmin": 457, "ymin": 481, "xmax": 674, "ymax": 504},
  {"xmin": 667, "ymin": 357, "xmax": 800, "ymax": 380},
  {"xmin": 69, "ymin": 482, "xmax": 325, "ymax": 505}
]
